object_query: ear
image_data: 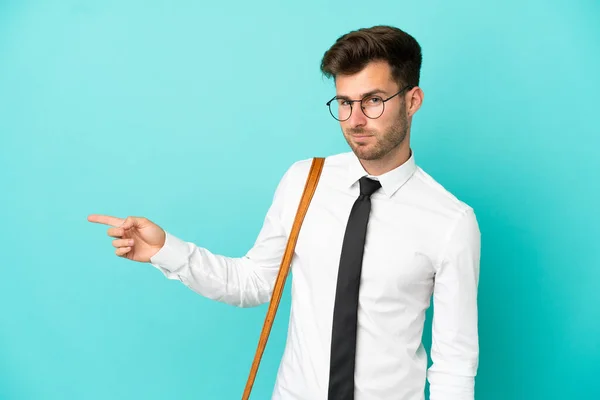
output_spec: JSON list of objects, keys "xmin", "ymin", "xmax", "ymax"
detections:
[{"xmin": 406, "ymin": 86, "xmax": 424, "ymax": 118}]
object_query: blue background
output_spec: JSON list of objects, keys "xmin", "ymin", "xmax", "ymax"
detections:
[{"xmin": 1, "ymin": 0, "xmax": 599, "ymax": 399}]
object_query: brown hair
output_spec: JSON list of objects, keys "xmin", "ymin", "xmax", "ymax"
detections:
[{"xmin": 320, "ymin": 25, "xmax": 422, "ymax": 88}]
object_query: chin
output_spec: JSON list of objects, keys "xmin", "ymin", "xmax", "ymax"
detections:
[{"xmin": 351, "ymin": 144, "xmax": 383, "ymax": 161}]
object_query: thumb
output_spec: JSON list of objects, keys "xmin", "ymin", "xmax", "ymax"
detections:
[{"xmin": 121, "ymin": 216, "xmax": 137, "ymax": 230}]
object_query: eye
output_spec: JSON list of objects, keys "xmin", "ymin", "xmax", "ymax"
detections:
[
  {"xmin": 337, "ymin": 99, "xmax": 352, "ymax": 107},
  {"xmin": 365, "ymin": 96, "xmax": 382, "ymax": 105}
]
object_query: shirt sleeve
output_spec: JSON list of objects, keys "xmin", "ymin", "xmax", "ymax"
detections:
[
  {"xmin": 148, "ymin": 164, "xmax": 295, "ymax": 308},
  {"xmin": 427, "ymin": 207, "xmax": 481, "ymax": 400}
]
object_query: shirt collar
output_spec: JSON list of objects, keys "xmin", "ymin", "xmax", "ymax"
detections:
[{"xmin": 345, "ymin": 149, "xmax": 417, "ymax": 198}]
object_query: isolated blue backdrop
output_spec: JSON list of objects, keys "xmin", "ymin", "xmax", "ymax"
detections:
[{"xmin": 1, "ymin": 0, "xmax": 599, "ymax": 399}]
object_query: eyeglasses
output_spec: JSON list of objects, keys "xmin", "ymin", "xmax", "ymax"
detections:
[{"xmin": 326, "ymin": 85, "xmax": 413, "ymax": 121}]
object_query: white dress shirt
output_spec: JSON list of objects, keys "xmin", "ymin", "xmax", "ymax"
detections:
[{"xmin": 150, "ymin": 150, "xmax": 481, "ymax": 400}]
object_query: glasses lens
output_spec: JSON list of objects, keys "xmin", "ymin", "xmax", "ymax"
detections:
[
  {"xmin": 329, "ymin": 99, "xmax": 351, "ymax": 121},
  {"xmin": 361, "ymin": 96, "xmax": 384, "ymax": 119}
]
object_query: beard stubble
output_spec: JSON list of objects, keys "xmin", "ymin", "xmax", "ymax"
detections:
[{"xmin": 343, "ymin": 109, "xmax": 408, "ymax": 161}]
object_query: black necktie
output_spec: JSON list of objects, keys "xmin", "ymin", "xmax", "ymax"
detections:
[{"xmin": 328, "ymin": 176, "xmax": 382, "ymax": 400}]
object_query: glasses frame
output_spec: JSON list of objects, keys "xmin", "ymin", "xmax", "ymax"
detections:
[{"xmin": 326, "ymin": 84, "xmax": 414, "ymax": 121}]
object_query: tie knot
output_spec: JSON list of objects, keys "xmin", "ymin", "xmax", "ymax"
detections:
[{"xmin": 359, "ymin": 176, "xmax": 382, "ymax": 197}]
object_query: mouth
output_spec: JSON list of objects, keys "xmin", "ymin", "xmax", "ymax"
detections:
[{"xmin": 352, "ymin": 134, "xmax": 374, "ymax": 140}]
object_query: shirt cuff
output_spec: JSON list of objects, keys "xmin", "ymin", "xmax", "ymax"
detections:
[{"xmin": 149, "ymin": 231, "xmax": 191, "ymax": 273}]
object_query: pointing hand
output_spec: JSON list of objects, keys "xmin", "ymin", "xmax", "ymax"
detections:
[{"xmin": 87, "ymin": 214, "xmax": 166, "ymax": 262}]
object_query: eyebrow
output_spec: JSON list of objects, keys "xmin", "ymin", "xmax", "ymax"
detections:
[{"xmin": 335, "ymin": 89, "xmax": 387, "ymax": 100}]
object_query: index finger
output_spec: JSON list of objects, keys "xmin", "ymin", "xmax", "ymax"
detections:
[{"xmin": 87, "ymin": 214, "xmax": 125, "ymax": 227}]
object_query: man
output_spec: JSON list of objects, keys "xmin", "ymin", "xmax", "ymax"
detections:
[{"xmin": 88, "ymin": 25, "xmax": 480, "ymax": 400}]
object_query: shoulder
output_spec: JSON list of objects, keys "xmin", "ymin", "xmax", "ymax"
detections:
[
  {"xmin": 409, "ymin": 166, "xmax": 480, "ymax": 259},
  {"xmin": 280, "ymin": 151, "xmax": 351, "ymax": 185},
  {"xmin": 272, "ymin": 152, "xmax": 350, "ymax": 214},
  {"xmin": 409, "ymin": 165, "xmax": 476, "ymax": 219}
]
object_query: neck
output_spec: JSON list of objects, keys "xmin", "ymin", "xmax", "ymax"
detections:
[{"xmin": 360, "ymin": 142, "xmax": 411, "ymax": 176}]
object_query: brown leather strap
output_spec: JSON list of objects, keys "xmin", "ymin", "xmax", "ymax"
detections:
[{"xmin": 241, "ymin": 157, "xmax": 325, "ymax": 400}]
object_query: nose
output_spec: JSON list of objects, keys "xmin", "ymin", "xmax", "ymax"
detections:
[{"xmin": 346, "ymin": 103, "xmax": 367, "ymax": 128}]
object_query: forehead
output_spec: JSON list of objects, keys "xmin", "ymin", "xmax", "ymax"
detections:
[{"xmin": 335, "ymin": 60, "xmax": 395, "ymax": 95}]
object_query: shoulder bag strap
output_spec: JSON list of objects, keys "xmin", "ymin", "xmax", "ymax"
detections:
[{"xmin": 241, "ymin": 156, "xmax": 325, "ymax": 399}]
